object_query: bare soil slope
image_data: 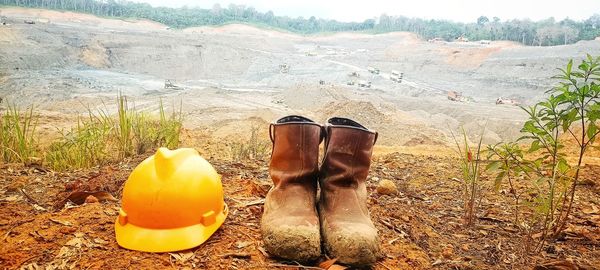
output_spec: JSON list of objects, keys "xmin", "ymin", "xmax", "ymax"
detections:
[{"xmin": 2, "ymin": 7, "xmax": 599, "ymax": 145}]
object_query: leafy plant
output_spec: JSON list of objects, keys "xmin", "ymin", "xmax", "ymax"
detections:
[
  {"xmin": 450, "ymin": 126, "xmax": 485, "ymax": 226},
  {"xmin": 486, "ymin": 142, "xmax": 531, "ymax": 225},
  {"xmin": 550, "ymin": 54, "xmax": 600, "ymax": 236},
  {"xmin": 486, "ymin": 54, "xmax": 600, "ymax": 253},
  {"xmin": 0, "ymin": 102, "xmax": 38, "ymax": 163}
]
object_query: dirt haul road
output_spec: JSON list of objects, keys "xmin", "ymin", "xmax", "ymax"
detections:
[{"xmin": 1, "ymin": 7, "xmax": 600, "ymax": 146}]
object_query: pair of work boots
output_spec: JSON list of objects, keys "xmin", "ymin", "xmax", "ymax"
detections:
[{"xmin": 261, "ymin": 115, "xmax": 380, "ymax": 266}]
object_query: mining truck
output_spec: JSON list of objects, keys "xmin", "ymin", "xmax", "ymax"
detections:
[
  {"xmin": 367, "ymin": 67, "xmax": 380, "ymax": 74},
  {"xmin": 358, "ymin": 80, "xmax": 372, "ymax": 88}
]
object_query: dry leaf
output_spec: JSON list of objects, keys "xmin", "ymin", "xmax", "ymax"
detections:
[
  {"xmin": 57, "ymin": 246, "xmax": 73, "ymax": 258},
  {"xmin": 257, "ymin": 246, "xmax": 269, "ymax": 257},
  {"xmin": 93, "ymin": 238, "xmax": 108, "ymax": 245},
  {"xmin": 50, "ymin": 218, "xmax": 72, "ymax": 226},
  {"xmin": 328, "ymin": 265, "xmax": 347, "ymax": 270},
  {"xmin": 64, "ymin": 237, "xmax": 83, "ymax": 248},
  {"xmin": 532, "ymin": 232, "xmax": 544, "ymax": 239},
  {"xmin": 432, "ymin": 259, "xmax": 444, "ymax": 266},
  {"xmin": 21, "ymin": 262, "xmax": 41, "ymax": 270},
  {"xmin": 2, "ymin": 194, "xmax": 21, "ymax": 202},
  {"xmin": 533, "ymin": 259, "xmax": 578, "ymax": 270},
  {"xmin": 318, "ymin": 258, "xmax": 338, "ymax": 269},
  {"xmin": 582, "ymin": 204, "xmax": 598, "ymax": 215},
  {"xmin": 170, "ymin": 252, "xmax": 195, "ymax": 263},
  {"xmin": 33, "ymin": 204, "xmax": 46, "ymax": 211},
  {"xmin": 235, "ymin": 241, "xmax": 252, "ymax": 249}
]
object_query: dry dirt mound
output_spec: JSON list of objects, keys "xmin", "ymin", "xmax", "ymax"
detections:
[
  {"xmin": 80, "ymin": 41, "xmax": 111, "ymax": 68},
  {"xmin": 316, "ymin": 100, "xmax": 446, "ymax": 147},
  {"xmin": 440, "ymin": 46, "xmax": 503, "ymax": 68},
  {"xmin": 317, "ymin": 100, "xmax": 390, "ymax": 128},
  {"xmin": 0, "ymin": 27, "xmax": 21, "ymax": 43}
]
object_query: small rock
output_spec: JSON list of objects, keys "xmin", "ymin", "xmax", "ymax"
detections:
[
  {"xmin": 442, "ymin": 245, "xmax": 454, "ymax": 259},
  {"xmin": 85, "ymin": 195, "xmax": 99, "ymax": 204},
  {"xmin": 59, "ymin": 226, "xmax": 77, "ymax": 234},
  {"xmin": 376, "ymin": 179, "xmax": 398, "ymax": 195},
  {"xmin": 461, "ymin": 244, "xmax": 469, "ymax": 251}
]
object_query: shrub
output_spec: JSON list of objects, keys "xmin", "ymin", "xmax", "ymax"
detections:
[{"xmin": 486, "ymin": 54, "xmax": 600, "ymax": 252}]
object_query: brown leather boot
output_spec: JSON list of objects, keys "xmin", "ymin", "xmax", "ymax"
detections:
[
  {"xmin": 261, "ymin": 115, "xmax": 322, "ymax": 261},
  {"xmin": 319, "ymin": 117, "xmax": 381, "ymax": 266}
]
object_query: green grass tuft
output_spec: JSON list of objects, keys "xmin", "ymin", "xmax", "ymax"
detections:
[
  {"xmin": 0, "ymin": 102, "xmax": 38, "ymax": 163},
  {"xmin": 45, "ymin": 96, "xmax": 183, "ymax": 171}
]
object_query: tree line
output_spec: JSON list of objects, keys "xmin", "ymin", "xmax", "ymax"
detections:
[{"xmin": 1, "ymin": 0, "xmax": 599, "ymax": 46}]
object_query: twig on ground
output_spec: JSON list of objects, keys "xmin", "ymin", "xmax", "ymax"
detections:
[
  {"xmin": 232, "ymin": 225, "xmax": 255, "ymax": 240},
  {"xmin": 479, "ymin": 216, "xmax": 506, "ymax": 223},
  {"xmin": 241, "ymin": 198, "xmax": 265, "ymax": 207},
  {"xmin": 269, "ymin": 262, "xmax": 323, "ymax": 269},
  {"xmin": 379, "ymin": 262, "xmax": 393, "ymax": 270},
  {"xmin": 219, "ymin": 252, "xmax": 252, "ymax": 259},
  {"xmin": 20, "ymin": 188, "xmax": 43, "ymax": 207}
]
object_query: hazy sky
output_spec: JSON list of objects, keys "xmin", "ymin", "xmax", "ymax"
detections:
[{"xmin": 132, "ymin": 0, "xmax": 600, "ymax": 22}]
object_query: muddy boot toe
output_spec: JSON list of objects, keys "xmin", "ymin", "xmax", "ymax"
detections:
[{"xmin": 262, "ymin": 221, "xmax": 321, "ymax": 261}]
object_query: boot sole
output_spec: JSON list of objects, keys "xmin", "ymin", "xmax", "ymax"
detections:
[{"xmin": 262, "ymin": 224, "xmax": 321, "ymax": 261}]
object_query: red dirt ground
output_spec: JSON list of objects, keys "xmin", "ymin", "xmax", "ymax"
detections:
[{"xmin": 1, "ymin": 139, "xmax": 600, "ymax": 269}]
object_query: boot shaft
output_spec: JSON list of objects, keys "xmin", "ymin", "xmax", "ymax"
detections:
[
  {"xmin": 269, "ymin": 115, "xmax": 323, "ymax": 187},
  {"xmin": 318, "ymin": 117, "xmax": 380, "ymax": 266},
  {"xmin": 262, "ymin": 116, "xmax": 323, "ymax": 262},
  {"xmin": 321, "ymin": 117, "xmax": 377, "ymax": 189}
]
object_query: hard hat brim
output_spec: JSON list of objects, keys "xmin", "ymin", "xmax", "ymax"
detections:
[{"xmin": 114, "ymin": 204, "xmax": 228, "ymax": 253}]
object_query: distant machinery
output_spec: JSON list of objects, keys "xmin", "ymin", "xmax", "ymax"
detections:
[
  {"xmin": 279, "ymin": 63, "xmax": 289, "ymax": 73},
  {"xmin": 367, "ymin": 66, "xmax": 380, "ymax": 74},
  {"xmin": 390, "ymin": 70, "xmax": 403, "ymax": 83},
  {"xmin": 358, "ymin": 80, "xmax": 371, "ymax": 88},
  {"xmin": 164, "ymin": 79, "xmax": 183, "ymax": 90}
]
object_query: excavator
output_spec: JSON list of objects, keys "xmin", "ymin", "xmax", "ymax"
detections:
[{"xmin": 164, "ymin": 80, "xmax": 183, "ymax": 90}]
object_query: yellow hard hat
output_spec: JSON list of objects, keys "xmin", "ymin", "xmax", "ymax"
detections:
[{"xmin": 115, "ymin": 147, "xmax": 228, "ymax": 252}]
